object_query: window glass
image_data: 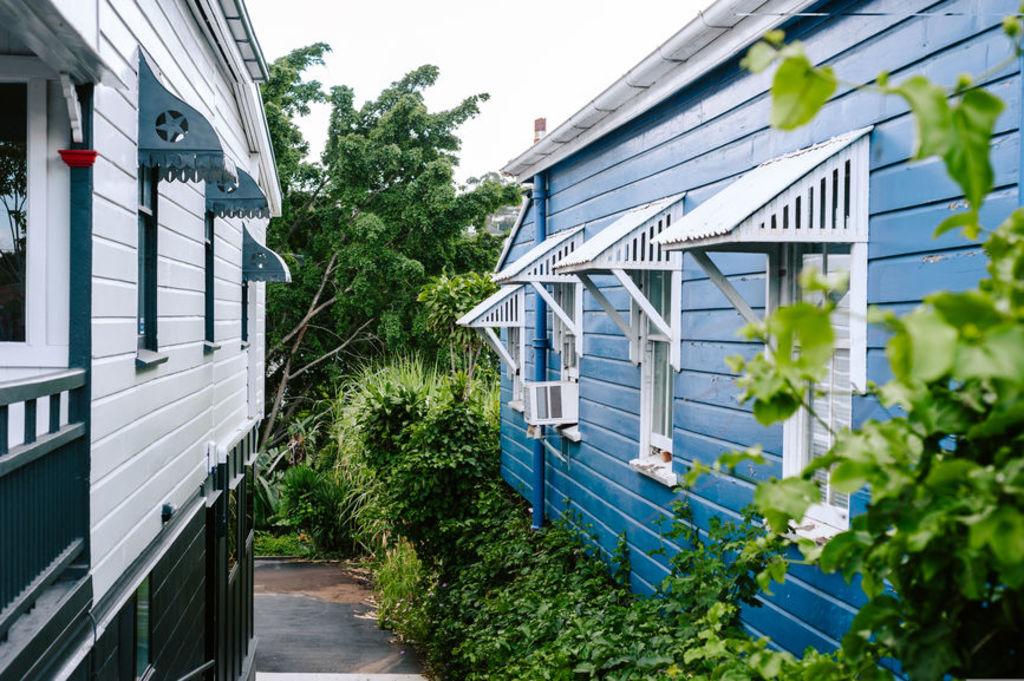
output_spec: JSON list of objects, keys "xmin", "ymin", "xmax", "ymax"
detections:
[
  {"xmin": 652, "ymin": 340, "xmax": 671, "ymax": 439},
  {"xmin": 135, "ymin": 576, "xmax": 151, "ymax": 678},
  {"xmin": 508, "ymin": 326, "xmax": 523, "ymax": 400},
  {"xmin": 241, "ymin": 281, "xmax": 249, "ymax": 344},
  {"xmin": 0, "ymin": 83, "xmax": 28, "ymax": 342},
  {"xmin": 205, "ymin": 212, "xmax": 214, "ymax": 343},
  {"xmin": 644, "ymin": 271, "xmax": 672, "ymax": 337},
  {"xmin": 227, "ymin": 486, "xmax": 239, "ymax": 572},
  {"xmin": 137, "ymin": 168, "xmax": 158, "ymax": 350},
  {"xmin": 552, "ymin": 283, "xmax": 577, "ymax": 374}
]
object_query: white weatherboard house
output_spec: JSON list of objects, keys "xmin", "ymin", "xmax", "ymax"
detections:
[
  {"xmin": 0, "ymin": 1, "xmax": 288, "ymax": 679},
  {"xmin": 461, "ymin": 0, "xmax": 1021, "ymax": 657}
]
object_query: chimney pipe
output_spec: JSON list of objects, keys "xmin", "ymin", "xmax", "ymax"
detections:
[{"xmin": 534, "ymin": 117, "xmax": 546, "ymax": 143}]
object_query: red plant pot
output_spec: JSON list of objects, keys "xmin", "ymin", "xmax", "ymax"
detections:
[{"xmin": 58, "ymin": 149, "xmax": 99, "ymax": 167}]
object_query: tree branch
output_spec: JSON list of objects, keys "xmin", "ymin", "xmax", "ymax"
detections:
[{"xmin": 287, "ymin": 317, "xmax": 374, "ymax": 380}]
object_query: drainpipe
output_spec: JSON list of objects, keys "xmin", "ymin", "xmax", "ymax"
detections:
[{"xmin": 531, "ymin": 172, "xmax": 548, "ymax": 530}]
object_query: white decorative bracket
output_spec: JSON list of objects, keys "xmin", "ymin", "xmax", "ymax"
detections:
[
  {"xmin": 607, "ymin": 268, "xmax": 682, "ymax": 371},
  {"xmin": 59, "ymin": 73, "xmax": 84, "ymax": 144},
  {"xmin": 690, "ymin": 250, "xmax": 762, "ymax": 327},
  {"xmin": 477, "ymin": 327, "xmax": 518, "ymax": 373},
  {"xmin": 578, "ymin": 273, "xmax": 634, "ymax": 341},
  {"xmin": 531, "ymin": 281, "xmax": 581, "ymax": 337}
]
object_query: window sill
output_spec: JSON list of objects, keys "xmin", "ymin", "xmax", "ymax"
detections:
[
  {"xmin": 556, "ymin": 425, "xmax": 582, "ymax": 442},
  {"xmin": 509, "ymin": 399, "xmax": 525, "ymax": 413},
  {"xmin": 629, "ymin": 457, "xmax": 677, "ymax": 487},
  {"xmin": 135, "ymin": 349, "xmax": 168, "ymax": 370},
  {"xmin": 203, "ymin": 340, "xmax": 221, "ymax": 354},
  {"xmin": 786, "ymin": 518, "xmax": 848, "ymax": 544}
]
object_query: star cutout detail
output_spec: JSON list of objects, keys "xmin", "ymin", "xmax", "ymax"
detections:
[{"xmin": 155, "ymin": 110, "xmax": 189, "ymax": 143}]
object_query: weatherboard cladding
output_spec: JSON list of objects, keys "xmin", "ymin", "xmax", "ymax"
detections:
[
  {"xmin": 89, "ymin": 0, "xmax": 269, "ymax": 604},
  {"xmin": 497, "ymin": 0, "xmax": 1015, "ymax": 655}
]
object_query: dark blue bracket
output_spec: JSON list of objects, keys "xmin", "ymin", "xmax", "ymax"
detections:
[
  {"xmin": 206, "ymin": 169, "xmax": 270, "ymax": 219},
  {"xmin": 137, "ymin": 53, "xmax": 236, "ymax": 184},
  {"xmin": 242, "ymin": 226, "xmax": 291, "ymax": 283}
]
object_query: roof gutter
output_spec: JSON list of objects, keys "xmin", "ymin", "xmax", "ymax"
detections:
[
  {"xmin": 501, "ymin": 0, "xmax": 819, "ymax": 181},
  {"xmin": 0, "ymin": 0, "xmax": 127, "ymax": 88}
]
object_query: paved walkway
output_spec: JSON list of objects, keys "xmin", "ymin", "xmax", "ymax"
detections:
[{"xmin": 254, "ymin": 559, "xmax": 426, "ymax": 680}]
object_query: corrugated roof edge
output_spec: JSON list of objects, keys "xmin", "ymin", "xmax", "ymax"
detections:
[{"xmin": 500, "ymin": 0, "xmax": 819, "ymax": 181}]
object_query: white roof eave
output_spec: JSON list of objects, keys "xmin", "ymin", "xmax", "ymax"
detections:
[
  {"xmin": 457, "ymin": 285, "xmax": 523, "ymax": 327},
  {"xmin": 494, "ymin": 225, "xmax": 585, "ymax": 284},
  {"xmin": 501, "ymin": 0, "xmax": 819, "ymax": 182},
  {"xmin": 556, "ymin": 192, "xmax": 685, "ymax": 272},
  {"xmin": 654, "ymin": 126, "xmax": 872, "ymax": 248}
]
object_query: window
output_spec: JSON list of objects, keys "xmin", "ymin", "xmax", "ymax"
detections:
[
  {"xmin": 775, "ymin": 244, "xmax": 860, "ymax": 532},
  {"xmin": 137, "ymin": 167, "xmax": 158, "ymax": 352},
  {"xmin": 204, "ymin": 211, "xmax": 215, "ymax": 346},
  {"xmin": 507, "ymin": 324, "xmax": 525, "ymax": 405},
  {"xmin": 240, "ymin": 281, "xmax": 249, "ymax": 346},
  {"xmin": 0, "ymin": 82, "xmax": 27, "ymax": 343},
  {"xmin": 550, "ymin": 282, "xmax": 580, "ymax": 380},
  {"xmin": 134, "ymin": 576, "xmax": 151, "ymax": 679},
  {"xmin": 117, "ymin": 575, "xmax": 152, "ymax": 680},
  {"xmin": 227, "ymin": 485, "xmax": 239, "ymax": 573},
  {"xmin": 629, "ymin": 270, "xmax": 675, "ymax": 484}
]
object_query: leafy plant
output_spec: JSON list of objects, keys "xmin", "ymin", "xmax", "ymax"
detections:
[
  {"xmin": 417, "ymin": 271, "xmax": 499, "ymax": 380},
  {"xmin": 254, "ymin": 530, "xmax": 313, "ymax": 557},
  {"xmin": 278, "ymin": 464, "xmax": 360, "ymax": 555},
  {"xmin": 712, "ymin": 17, "xmax": 1024, "ymax": 680}
]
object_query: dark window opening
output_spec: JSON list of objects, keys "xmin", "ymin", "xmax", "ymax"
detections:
[
  {"xmin": 205, "ymin": 211, "xmax": 215, "ymax": 343},
  {"xmin": 137, "ymin": 167, "xmax": 158, "ymax": 351},
  {"xmin": 227, "ymin": 486, "xmax": 239, "ymax": 573},
  {"xmin": 241, "ymin": 281, "xmax": 249, "ymax": 344},
  {"xmin": 0, "ymin": 83, "xmax": 28, "ymax": 343}
]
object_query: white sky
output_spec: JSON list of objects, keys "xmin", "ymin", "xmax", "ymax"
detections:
[{"xmin": 245, "ymin": 0, "xmax": 714, "ymax": 184}]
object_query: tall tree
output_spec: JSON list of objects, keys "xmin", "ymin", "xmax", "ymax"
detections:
[{"xmin": 261, "ymin": 49, "xmax": 520, "ymax": 447}]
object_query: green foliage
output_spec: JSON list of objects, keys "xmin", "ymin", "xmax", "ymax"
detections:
[
  {"xmin": 351, "ymin": 360, "xmax": 500, "ymax": 566},
  {"xmin": 253, "ymin": 530, "xmax": 313, "ymax": 557},
  {"xmin": 417, "ymin": 271, "xmax": 499, "ymax": 379},
  {"xmin": 373, "ymin": 539, "xmax": 430, "ymax": 641},
  {"xmin": 373, "ymin": 484, "xmax": 795, "ymax": 681},
  {"xmin": 726, "ymin": 23, "xmax": 1024, "ymax": 681},
  {"xmin": 260, "ymin": 46, "xmax": 520, "ymax": 448},
  {"xmin": 278, "ymin": 464, "xmax": 361, "ymax": 555}
]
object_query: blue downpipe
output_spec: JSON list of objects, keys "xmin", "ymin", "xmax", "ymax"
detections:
[{"xmin": 532, "ymin": 172, "xmax": 548, "ymax": 530}]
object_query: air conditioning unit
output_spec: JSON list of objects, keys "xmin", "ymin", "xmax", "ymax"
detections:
[{"xmin": 524, "ymin": 380, "xmax": 579, "ymax": 426}]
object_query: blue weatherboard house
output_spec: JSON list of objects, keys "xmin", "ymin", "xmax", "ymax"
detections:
[{"xmin": 459, "ymin": 0, "xmax": 1021, "ymax": 655}]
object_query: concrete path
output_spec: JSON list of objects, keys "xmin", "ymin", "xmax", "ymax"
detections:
[{"xmin": 254, "ymin": 559, "xmax": 426, "ymax": 679}]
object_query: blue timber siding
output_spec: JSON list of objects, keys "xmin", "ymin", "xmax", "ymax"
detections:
[{"xmin": 497, "ymin": 0, "xmax": 1021, "ymax": 655}]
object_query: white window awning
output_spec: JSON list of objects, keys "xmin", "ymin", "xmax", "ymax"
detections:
[
  {"xmin": 654, "ymin": 127, "xmax": 871, "ymax": 251},
  {"xmin": 457, "ymin": 285, "xmax": 524, "ymax": 328},
  {"xmin": 493, "ymin": 225, "xmax": 585, "ymax": 284},
  {"xmin": 456, "ymin": 285, "xmax": 525, "ymax": 374},
  {"xmin": 555, "ymin": 192, "xmax": 685, "ymax": 274}
]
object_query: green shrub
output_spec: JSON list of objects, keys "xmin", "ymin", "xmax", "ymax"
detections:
[
  {"xmin": 254, "ymin": 530, "xmax": 313, "ymax": 557},
  {"xmin": 374, "ymin": 538, "xmax": 429, "ymax": 641},
  {"xmin": 278, "ymin": 464, "xmax": 359, "ymax": 555}
]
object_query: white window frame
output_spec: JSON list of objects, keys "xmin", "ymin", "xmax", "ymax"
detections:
[
  {"xmin": 549, "ymin": 281, "xmax": 582, "ymax": 381},
  {"xmin": 505, "ymin": 323, "xmax": 527, "ymax": 410},
  {"xmin": 0, "ymin": 61, "xmax": 69, "ymax": 369},
  {"xmin": 627, "ymin": 268, "xmax": 680, "ymax": 487},
  {"xmin": 772, "ymin": 242, "xmax": 867, "ymax": 536}
]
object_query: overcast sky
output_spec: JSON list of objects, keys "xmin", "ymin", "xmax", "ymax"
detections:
[{"xmin": 245, "ymin": 0, "xmax": 714, "ymax": 184}]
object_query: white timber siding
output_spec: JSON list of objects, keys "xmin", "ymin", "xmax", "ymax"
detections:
[{"xmin": 88, "ymin": 0, "xmax": 269, "ymax": 600}]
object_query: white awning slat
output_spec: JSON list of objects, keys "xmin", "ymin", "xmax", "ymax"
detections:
[
  {"xmin": 655, "ymin": 127, "xmax": 872, "ymax": 250},
  {"xmin": 556, "ymin": 192, "xmax": 685, "ymax": 273},
  {"xmin": 493, "ymin": 226, "xmax": 585, "ymax": 284}
]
